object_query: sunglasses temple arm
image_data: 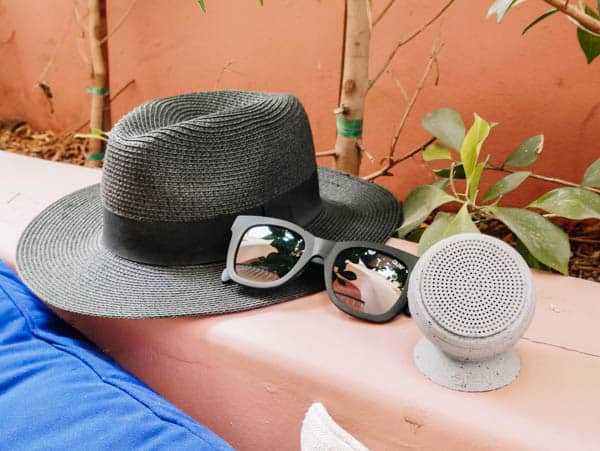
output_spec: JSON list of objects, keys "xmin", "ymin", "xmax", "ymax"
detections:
[{"xmin": 221, "ymin": 268, "xmax": 232, "ymax": 283}]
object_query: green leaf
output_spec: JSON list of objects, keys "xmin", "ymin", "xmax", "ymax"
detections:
[
  {"xmin": 422, "ymin": 108, "xmax": 466, "ymax": 150},
  {"xmin": 482, "ymin": 171, "xmax": 530, "ymax": 203},
  {"xmin": 516, "ymin": 238, "xmax": 552, "ymax": 272},
  {"xmin": 418, "ymin": 212, "xmax": 454, "ymax": 255},
  {"xmin": 443, "ymin": 203, "xmax": 480, "ymax": 237},
  {"xmin": 460, "ymin": 113, "xmax": 492, "ymax": 181},
  {"xmin": 582, "ymin": 158, "xmax": 600, "ymax": 187},
  {"xmin": 422, "ymin": 143, "xmax": 452, "ymax": 161},
  {"xmin": 406, "ymin": 227, "xmax": 425, "ymax": 243},
  {"xmin": 74, "ymin": 133, "xmax": 109, "ymax": 143},
  {"xmin": 577, "ymin": 6, "xmax": 600, "ymax": 64},
  {"xmin": 577, "ymin": 28, "xmax": 600, "ymax": 63},
  {"xmin": 431, "ymin": 178, "xmax": 450, "ymax": 190},
  {"xmin": 196, "ymin": 0, "xmax": 207, "ymax": 12},
  {"xmin": 529, "ymin": 187, "xmax": 600, "ymax": 220},
  {"xmin": 468, "ymin": 162, "xmax": 486, "ymax": 199},
  {"xmin": 504, "ymin": 134, "xmax": 543, "ymax": 167},
  {"xmin": 489, "ymin": 206, "xmax": 570, "ymax": 274},
  {"xmin": 522, "ymin": 8, "xmax": 558, "ymax": 34},
  {"xmin": 396, "ymin": 186, "xmax": 456, "ymax": 237},
  {"xmin": 434, "ymin": 163, "xmax": 466, "ymax": 179},
  {"xmin": 487, "ymin": 0, "xmax": 525, "ymax": 22}
]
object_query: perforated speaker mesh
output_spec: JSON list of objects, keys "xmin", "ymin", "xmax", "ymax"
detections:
[{"xmin": 420, "ymin": 237, "xmax": 528, "ymax": 338}]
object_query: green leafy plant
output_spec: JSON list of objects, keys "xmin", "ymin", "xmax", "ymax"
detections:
[
  {"xmin": 397, "ymin": 108, "xmax": 600, "ymax": 275},
  {"xmin": 488, "ymin": 0, "xmax": 600, "ymax": 63}
]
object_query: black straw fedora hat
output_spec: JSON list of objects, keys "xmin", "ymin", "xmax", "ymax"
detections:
[{"xmin": 16, "ymin": 91, "xmax": 402, "ymax": 318}]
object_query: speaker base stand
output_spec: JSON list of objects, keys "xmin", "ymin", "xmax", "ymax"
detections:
[{"xmin": 413, "ymin": 337, "xmax": 521, "ymax": 392}]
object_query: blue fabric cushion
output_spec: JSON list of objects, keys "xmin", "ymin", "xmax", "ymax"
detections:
[{"xmin": 0, "ymin": 261, "xmax": 233, "ymax": 450}]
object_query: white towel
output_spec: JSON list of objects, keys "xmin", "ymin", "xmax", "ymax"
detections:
[{"xmin": 300, "ymin": 402, "xmax": 369, "ymax": 451}]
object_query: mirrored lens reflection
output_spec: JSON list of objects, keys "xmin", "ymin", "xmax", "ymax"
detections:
[
  {"xmin": 332, "ymin": 248, "xmax": 408, "ymax": 316},
  {"xmin": 235, "ymin": 225, "xmax": 305, "ymax": 284}
]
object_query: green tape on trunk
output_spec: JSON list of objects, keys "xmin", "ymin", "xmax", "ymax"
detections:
[
  {"xmin": 336, "ymin": 116, "xmax": 363, "ymax": 138},
  {"xmin": 87, "ymin": 86, "xmax": 109, "ymax": 96},
  {"xmin": 86, "ymin": 152, "xmax": 105, "ymax": 161}
]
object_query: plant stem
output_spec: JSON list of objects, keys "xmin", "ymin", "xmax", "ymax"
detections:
[
  {"xmin": 333, "ymin": 0, "xmax": 372, "ymax": 175},
  {"xmin": 87, "ymin": 0, "xmax": 110, "ymax": 166},
  {"xmin": 363, "ymin": 44, "xmax": 441, "ymax": 181},
  {"xmin": 372, "ymin": 0, "xmax": 397, "ymax": 27},
  {"xmin": 362, "ymin": 137, "xmax": 434, "ymax": 181},
  {"xmin": 368, "ymin": 0, "xmax": 455, "ymax": 90},
  {"xmin": 315, "ymin": 149, "xmax": 338, "ymax": 157},
  {"xmin": 542, "ymin": 0, "xmax": 600, "ymax": 34},
  {"xmin": 486, "ymin": 164, "xmax": 600, "ymax": 194}
]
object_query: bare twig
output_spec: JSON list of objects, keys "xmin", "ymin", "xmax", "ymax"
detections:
[
  {"xmin": 363, "ymin": 137, "xmax": 435, "ymax": 181},
  {"xmin": 486, "ymin": 164, "xmax": 600, "ymax": 194},
  {"xmin": 389, "ymin": 68, "xmax": 409, "ymax": 101},
  {"xmin": 543, "ymin": 0, "xmax": 600, "ymax": 34},
  {"xmin": 37, "ymin": 14, "xmax": 74, "ymax": 83},
  {"xmin": 214, "ymin": 60, "xmax": 235, "ymax": 89},
  {"xmin": 390, "ymin": 44, "xmax": 441, "ymax": 155},
  {"xmin": 316, "ymin": 149, "xmax": 338, "ymax": 157},
  {"xmin": 73, "ymin": 1, "xmax": 91, "ymax": 66},
  {"xmin": 363, "ymin": 44, "xmax": 441, "ymax": 181},
  {"xmin": 99, "ymin": 0, "xmax": 139, "ymax": 44},
  {"xmin": 356, "ymin": 141, "xmax": 375, "ymax": 163},
  {"xmin": 368, "ymin": 0, "xmax": 455, "ymax": 90},
  {"xmin": 372, "ymin": 0, "xmax": 397, "ymax": 27},
  {"xmin": 72, "ymin": 0, "xmax": 88, "ymax": 31},
  {"xmin": 107, "ymin": 79, "xmax": 135, "ymax": 104}
]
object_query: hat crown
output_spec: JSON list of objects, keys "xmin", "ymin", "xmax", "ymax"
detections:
[{"xmin": 101, "ymin": 91, "xmax": 317, "ymax": 222}]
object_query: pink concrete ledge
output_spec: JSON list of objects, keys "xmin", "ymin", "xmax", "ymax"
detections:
[{"xmin": 2, "ymin": 151, "xmax": 600, "ymax": 450}]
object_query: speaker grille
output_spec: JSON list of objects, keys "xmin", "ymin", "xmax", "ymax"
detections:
[{"xmin": 420, "ymin": 237, "xmax": 528, "ymax": 338}]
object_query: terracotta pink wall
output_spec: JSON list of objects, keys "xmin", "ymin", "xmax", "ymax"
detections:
[{"xmin": 0, "ymin": 0, "xmax": 598, "ymax": 204}]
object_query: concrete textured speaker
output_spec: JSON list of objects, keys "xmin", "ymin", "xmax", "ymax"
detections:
[{"xmin": 408, "ymin": 233, "xmax": 535, "ymax": 392}]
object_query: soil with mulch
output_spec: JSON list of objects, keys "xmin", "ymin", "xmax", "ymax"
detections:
[{"xmin": 2, "ymin": 121, "xmax": 599, "ymax": 282}]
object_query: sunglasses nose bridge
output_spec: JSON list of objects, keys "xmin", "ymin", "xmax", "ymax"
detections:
[{"xmin": 312, "ymin": 237, "xmax": 335, "ymax": 259}]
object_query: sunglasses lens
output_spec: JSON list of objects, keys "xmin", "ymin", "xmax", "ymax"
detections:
[
  {"xmin": 332, "ymin": 247, "xmax": 409, "ymax": 316},
  {"xmin": 235, "ymin": 225, "xmax": 305, "ymax": 283}
]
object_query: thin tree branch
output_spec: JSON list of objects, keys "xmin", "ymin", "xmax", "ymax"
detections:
[
  {"xmin": 356, "ymin": 141, "xmax": 375, "ymax": 163},
  {"xmin": 214, "ymin": 60, "xmax": 235, "ymax": 89},
  {"xmin": 543, "ymin": 0, "xmax": 600, "ymax": 34},
  {"xmin": 372, "ymin": 0, "xmax": 397, "ymax": 27},
  {"xmin": 316, "ymin": 149, "xmax": 338, "ymax": 157},
  {"xmin": 390, "ymin": 43, "xmax": 441, "ymax": 157},
  {"xmin": 37, "ymin": 14, "xmax": 74, "ymax": 83},
  {"xmin": 99, "ymin": 0, "xmax": 139, "ymax": 44},
  {"xmin": 368, "ymin": 0, "xmax": 455, "ymax": 90},
  {"xmin": 363, "ymin": 44, "xmax": 441, "ymax": 181},
  {"xmin": 363, "ymin": 137, "xmax": 435, "ymax": 181},
  {"xmin": 486, "ymin": 164, "xmax": 600, "ymax": 194}
]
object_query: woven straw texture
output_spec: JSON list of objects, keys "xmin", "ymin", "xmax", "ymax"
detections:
[
  {"xmin": 103, "ymin": 91, "xmax": 317, "ymax": 221},
  {"xmin": 17, "ymin": 168, "xmax": 400, "ymax": 317},
  {"xmin": 16, "ymin": 91, "xmax": 402, "ymax": 318}
]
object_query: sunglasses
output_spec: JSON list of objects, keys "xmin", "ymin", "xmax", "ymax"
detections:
[{"xmin": 221, "ymin": 216, "xmax": 418, "ymax": 323}]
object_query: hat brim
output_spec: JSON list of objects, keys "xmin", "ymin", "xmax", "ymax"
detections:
[{"xmin": 16, "ymin": 167, "xmax": 402, "ymax": 318}]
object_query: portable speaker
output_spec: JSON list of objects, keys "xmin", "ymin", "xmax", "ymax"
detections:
[{"xmin": 408, "ymin": 233, "xmax": 536, "ymax": 392}]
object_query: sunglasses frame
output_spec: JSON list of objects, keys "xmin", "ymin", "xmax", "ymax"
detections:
[{"xmin": 226, "ymin": 215, "xmax": 418, "ymax": 323}]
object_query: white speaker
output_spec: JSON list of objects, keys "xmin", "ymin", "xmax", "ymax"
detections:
[{"xmin": 408, "ymin": 233, "xmax": 535, "ymax": 392}]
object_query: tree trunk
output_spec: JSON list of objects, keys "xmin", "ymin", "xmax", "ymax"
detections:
[
  {"xmin": 87, "ymin": 0, "xmax": 110, "ymax": 167},
  {"xmin": 333, "ymin": 0, "xmax": 371, "ymax": 175}
]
